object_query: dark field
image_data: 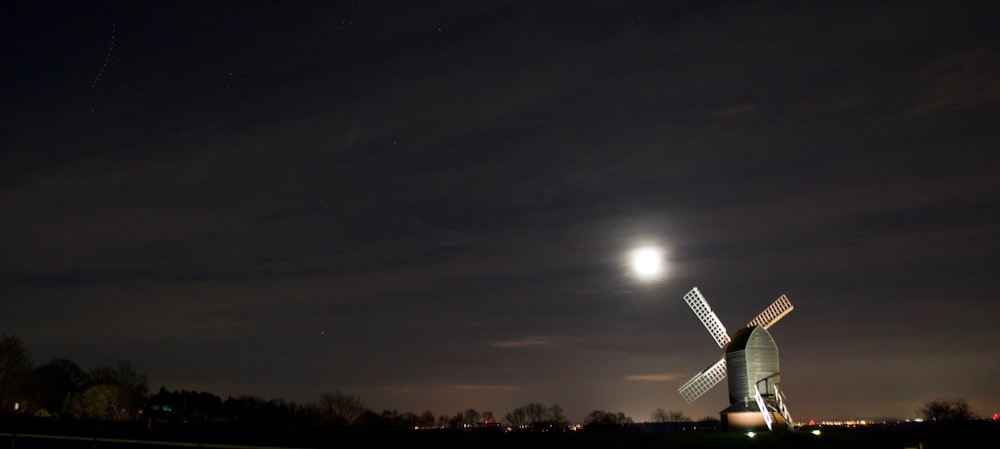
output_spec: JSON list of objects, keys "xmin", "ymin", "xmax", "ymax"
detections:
[{"xmin": 2, "ymin": 419, "xmax": 999, "ymax": 449}]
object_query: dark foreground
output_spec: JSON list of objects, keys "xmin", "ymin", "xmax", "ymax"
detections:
[{"xmin": 2, "ymin": 418, "xmax": 998, "ymax": 449}]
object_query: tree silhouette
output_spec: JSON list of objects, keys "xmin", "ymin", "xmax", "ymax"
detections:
[
  {"xmin": 0, "ymin": 334, "xmax": 32, "ymax": 410},
  {"xmin": 28, "ymin": 359, "xmax": 89, "ymax": 415},
  {"xmin": 919, "ymin": 398, "xmax": 975, "ymax": 421},
  {"xmin": 462, "ymin": 408, "xmax": 481, "ymax": 426},
  {"xmin": 316, "ymin": 391, "xmax": 366, "ymax": 426},
  {"xmin": 417, "ymin": 410, "xmax": 435, "ymax": 428},
  {"xmin": 88, "ymin": 361, "xmax": 147, "ymax": 395},
  {"xmin": 503, "ymin": 402, "xmax": 568, "ymax": 429},
  {"xmin": 583, "ymin": 410, "xmax": 633, "ymax": 431}
]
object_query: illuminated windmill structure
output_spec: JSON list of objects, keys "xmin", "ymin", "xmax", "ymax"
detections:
[{"xmin": 678, "ymin": 286, "xmax": 796, "ymax": 431}]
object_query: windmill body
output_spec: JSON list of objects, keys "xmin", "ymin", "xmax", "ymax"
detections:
[
  {"xmin": 678, "ymin": 287, "xmax": 796, "ymax": 431},
  {"xmin": 726, "ymin": 325, "xmax": 780, "ymax": 406}
]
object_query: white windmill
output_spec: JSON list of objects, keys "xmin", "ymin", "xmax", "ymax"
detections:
[{"xmin": 678, "ymin": 286, "xmax": 796, "ymax": 431}]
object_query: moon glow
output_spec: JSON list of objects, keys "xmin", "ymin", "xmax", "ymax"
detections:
[{"xmin": 630, "ymin": 247, "xmax": 664, "ymax": 280}]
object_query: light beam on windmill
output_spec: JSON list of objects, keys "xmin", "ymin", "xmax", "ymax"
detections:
[{"xmin": 678, "ymin": 286, "xmax": 797, "ymax": 432}]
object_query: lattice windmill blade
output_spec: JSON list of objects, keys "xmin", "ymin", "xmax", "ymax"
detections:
[
  {"xmin": 683, "ymin": 287, "xmax": 731, "ymax": 348},
  {"xmin": 678, "ymin": 356, "xmax": 727, "ymax": 404},
  {"xmin": 746, "ymin": 294, "xmax": 794, "ymax": 330}
]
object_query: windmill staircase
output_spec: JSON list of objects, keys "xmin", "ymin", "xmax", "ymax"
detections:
[{"xmin": 754, "ymin": 384, "xmax": 795, "ymax": 431}]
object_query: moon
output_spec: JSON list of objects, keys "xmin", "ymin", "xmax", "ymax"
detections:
[{"xmin": 630, "ymin": 246, "xmax": 664, "ymax": 280}]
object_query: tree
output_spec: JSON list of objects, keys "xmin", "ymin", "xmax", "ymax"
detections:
[
  {"xmin": 81, "ymin": 360, "xmax": 147, "ymax": 420},
  {"xmin": 148, "ymin": 387, "xmax": 223, "ymax": 422},
  {"xmin": 544, "ymin": 404, "xmax": 568, "ymax": 428},
  {"xmin": 316, "ymin": 391, "xmax": 366, "ymax": 425},
  {"xmin": 0, "ymin": 335, "xmax": 33, "ymax": 410},
  {"xmin": 88, "ymin": 361, "xmax": 148, "ymax": 397},
  {"xmin": 219, "ymin": 395, "xmax": 309, "ymax": 429},
  {"xmin": 919, "ymin": 398, "xmax": 975, "ymax": 421},
  {"xmin": 112, "ymin": 361, "xmax": 148, "ymax": 397},
  {"xmin": 417, "ymin": 410, "xmax": 435, "ymax": 428},
  {"xmin": 503, "ymin": 402, "xmax": 567, "ymax": 429},
  {"xmin": 28, "ymin": 359, "xmax": 89, "ymax": 415},
  {"xmin": 651, "ymin": 408, "xmax": 688, "ymax": 431},
  {"xmin": 448, "ymin": 411, "xmax": 464, "ymax": 429},
  {"xmin": 463, "ymin": 408, "xmax": 481, "ymax": 426},
  {"xmin": 524, "ymin": 402, "xmax": 546, "ymax": 425},
  {"xmin": 77, "ymin": 384, "xmax": 137, "ymax": 420},
  {"xmin": 504, "ymin": 406, "xmax": 528, "ymax": 428},
  {"xmin": 583, "ymin": 410, "xmax": 633, "ymax": 431}
]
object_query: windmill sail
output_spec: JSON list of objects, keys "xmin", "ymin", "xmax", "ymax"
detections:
[
  {"xmin": 678, "ymin": 356, "xmax": 727, "ymax": 404},
  {"xmin": 746, "ymin": 294, "xmax": 794, "ymax": 329},
  {"xmin": 683, "ymin": 287, "xmax": 731, "ymax": 348}
]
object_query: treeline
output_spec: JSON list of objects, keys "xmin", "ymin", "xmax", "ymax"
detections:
[
  {"xmin": 2, "ymin": 334, "xmax": 672, "ymax": 433},
  {"xmin": 0, "ymin": 334, "xmax": 149, "ymax": 422}
]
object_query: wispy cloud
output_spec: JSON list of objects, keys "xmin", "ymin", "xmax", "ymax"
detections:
[
  {"xmin": 559, "ymin": 287, "xmax": 599, "ymax": 295},
  {"xmin": 907, "ymin": 46, "xmax": 1000, "ymax": 116},
  {"xmin": 624, "ymin": 373, "xmax": 685, "ymax": 382},
  {"xmin": 491, "ymin": 337, "xmax": 553, "ymax": 348},
  {"xmin": 451, "ymin": 384, "xmax": 521, "ymax": 392},
  {"xmin": 369, "ymin": 386, "xmax": 416, "ymax": 393}
]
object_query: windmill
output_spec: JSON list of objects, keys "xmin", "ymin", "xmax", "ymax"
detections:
[{"xmin": 677, "ymin": 286, "xmax": 796, "ymax": 431}]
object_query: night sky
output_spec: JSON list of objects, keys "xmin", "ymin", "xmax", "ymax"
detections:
[{"xmin": 4, "ymin": 1, "xmax": 999, "ymax": 423}]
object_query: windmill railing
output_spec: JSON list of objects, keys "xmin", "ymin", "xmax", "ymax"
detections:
[
  {"xmin": 753, "ymin": 385, "xmax": 774, "ymax": 431},
  {"xmin": 775, "ymin": 385, "xmax": 795, "ymax": 431}
]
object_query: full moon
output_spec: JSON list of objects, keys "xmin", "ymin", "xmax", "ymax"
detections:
[{"xmin": 630, "ymin": 247, "xmax": 664, "ymax": 280}]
